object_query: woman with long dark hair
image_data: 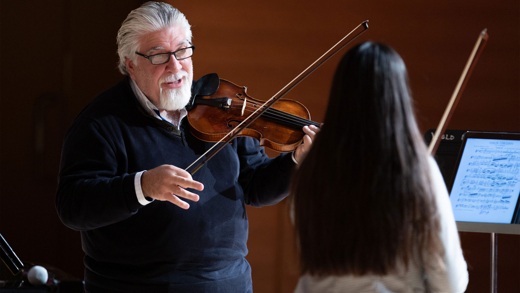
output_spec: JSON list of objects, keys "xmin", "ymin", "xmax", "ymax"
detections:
[{"xmin": 291, "ymin": 42, "xmax": 468, "ymax": 293}]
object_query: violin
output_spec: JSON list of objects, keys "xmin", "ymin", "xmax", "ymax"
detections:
[
  {"xmin": 188, "ymin": 78, "xmax": 320, "ymax": 153},
  {"xmin": 185, "ymin": 20, "xmax": 369, "ymax": 174}
]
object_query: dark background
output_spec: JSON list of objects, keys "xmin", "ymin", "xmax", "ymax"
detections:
[{"xmin": 1, "ymin": 0, "xmax": 519, "ymax": 292}]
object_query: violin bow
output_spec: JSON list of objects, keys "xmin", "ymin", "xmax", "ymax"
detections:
[
  {"xmin": 186, "ymin": 20, "xmax": 369, "ymax": 174},
  {"xmin": 428, "ymin": 29, "xmax": 488, "ymax": 156}
]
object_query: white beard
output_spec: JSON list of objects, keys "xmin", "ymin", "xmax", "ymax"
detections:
[{"xmin": 158, "ymin": 70, "xmax": 192, "ymax": 111}]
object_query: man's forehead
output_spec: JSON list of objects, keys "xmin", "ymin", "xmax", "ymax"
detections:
[
  {"xmin": 140, "ymin": 27, "xmax": 189, "ymax": 53},
  {"xmin": 146, "ymin": 40, "xmax": 189, "ymax": 54}
]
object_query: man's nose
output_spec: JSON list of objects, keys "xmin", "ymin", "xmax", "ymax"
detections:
[{"xmin": 166, "ymin": 54, "xmax": 182, "ymax": 73}]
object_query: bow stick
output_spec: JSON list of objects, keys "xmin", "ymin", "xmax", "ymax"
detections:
[
  {"xmin": 186, "ymin": 20, "xmax": 369, "ymax": 174},
  {"xmin": 428, "ymin": 29, "xmax": 489, "ymax": 156}
]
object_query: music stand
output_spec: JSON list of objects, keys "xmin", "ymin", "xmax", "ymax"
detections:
[{"xmin": 448, "ymin": 131, "xmax": 520, "ymax": 293}]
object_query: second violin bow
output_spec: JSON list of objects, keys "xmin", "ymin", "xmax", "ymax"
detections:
[{"xmin": 428, "ymin": 29, "xmax": 489, "ymax": 156}]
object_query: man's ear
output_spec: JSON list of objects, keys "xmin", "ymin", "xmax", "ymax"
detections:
[{"xmin": 125, "ymin": 57, "xmax": 137, "ymax": 80}]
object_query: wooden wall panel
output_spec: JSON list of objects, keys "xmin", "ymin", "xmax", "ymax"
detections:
[{"xmin": 1, "ymin": 0, "xmax": 518, "ymax": 292}]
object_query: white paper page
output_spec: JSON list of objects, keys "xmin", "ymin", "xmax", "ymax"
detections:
[{"xmin": 450, "ymin": 138, "xmax": 520, "ymax": 223}]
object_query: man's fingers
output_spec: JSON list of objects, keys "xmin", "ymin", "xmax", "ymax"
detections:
[
  {"xmin": 294, "ymin": 125, "xmax": 320, "ymax": 163},
  {"xmin": 171, "ymin": 185, "xmax": 200, "ymax": 202},
  {"xmin": 172, "ymin": 175, "xmax": 204, "ymax": 191},
  {"xmin": 301, "ymin": 125, "xmax": 318, "ymax": 145},
  {"xmin": 142, "ymin": 165, "xmax": 205, "ymax": 208},
  {"xmin": 303, "ymin": 125, "xmax": 318, "ymax": 138},
  {"xmin": 302, "ymin": 126, "xmax": 314, "ymax": 135},
  {"xmin": 167, "ymin": 193, "xmax": 190, "ymax": 209},
  {"xmin": 303, "ymin": 134, "xmax": 312, "ymax": 146}
]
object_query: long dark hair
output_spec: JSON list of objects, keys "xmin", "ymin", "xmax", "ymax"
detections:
[{"xmin": 291, "ymin": 42, "xmax": 443, "ymax": 276}]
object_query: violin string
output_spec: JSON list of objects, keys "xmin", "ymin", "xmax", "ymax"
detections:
[
  {"xmin": 230, "ymin": 106, "xmax": 309, "ymax": 128},
  {"xmin": 261, "ymin": 113, "xmax": 314, "ymax": 128},
  {"xmin": 231, "ymin": 98, "xmax": 318, "ymax": 126},
  {"xmin": 186, "ymin": 21, "xmax": 367, "ymax": 172},
  {"xmin": 233, "ymin": 101, "xmax": 320, "ymax": 126},
  {"xmin": 242, "ymin": 101, "xmax": 316, "ymax": 125},
  {"xmin": 231, "ymin": 104, "xmax": 320, "ymax": 128},
  {"xmin": 230, "ymin": 105, "xmax": 307, "ymax": 125},
  {"xmin": 260, "ymin": 107, "xmax": 321, "ymax": 127}
]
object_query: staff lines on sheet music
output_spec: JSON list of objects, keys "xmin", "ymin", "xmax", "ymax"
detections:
[
  {"xmin": 461, "ymin": 179, "xmax": 518, "ymax": 188},
  {"xmin": 458, "ymin": 187, "xmax": 515, "ymax": 193},
  {"xmin": 467, "ymin": 160, "xmax": 520, "ymax": 168},
  {"xmin": 460, "ymin": 192, "xmax": 512, "ymax": 198},
  {"xmin": 474, "ymin": 148, "xmax": 520, "ymax": 156},
  {"xmin": 454, "ymin": 203, "xmax": 509, "ymax": 211},
  {"xmin": 457, "ymin": 198, "xmax": 511, "ymax": 205}
]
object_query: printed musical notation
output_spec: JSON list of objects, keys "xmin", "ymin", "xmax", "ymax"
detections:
[{"xmin": 450, "ymin": 138, "xmax": 520, "ymax": 223}]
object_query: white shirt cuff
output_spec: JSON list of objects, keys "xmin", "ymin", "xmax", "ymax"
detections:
[
  {"xmin": 135, "ymin": 171, "xmax": 153, "ymax": 206},
  {"xmin": 291, "ymin": 152, "xmax": 299, "ymax": 164}
]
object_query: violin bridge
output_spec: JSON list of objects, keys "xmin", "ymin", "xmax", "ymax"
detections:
[{"xmin": 241, "ymin": 98, "xmax": 247, "ymax": 116}]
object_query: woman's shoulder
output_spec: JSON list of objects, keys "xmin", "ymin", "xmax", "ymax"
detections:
[{"xmin": 293, "ymin": 268, "xmax": 426, "ymax": 293}]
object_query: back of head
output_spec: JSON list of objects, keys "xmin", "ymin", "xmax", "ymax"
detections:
[
  {"xmin": 291, "ymin": 42, "xmax": 442, "ymax": 276},
  {"xmin": 116, "ymin": 1, "xmax": 192, "ymax": 75},
  {"xmin": 325, "ymin": 42, "xmax": 415, "ymax": 150}
]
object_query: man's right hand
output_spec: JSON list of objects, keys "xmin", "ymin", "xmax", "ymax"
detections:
[{"xmin": 141, "ymin": 165, "xmax": 204, "ymax": 209}]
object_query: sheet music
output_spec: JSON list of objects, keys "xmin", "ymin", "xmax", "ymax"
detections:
[{"xmin": 450, "ymin": 138, "xmax": 520, "ymax": 223}]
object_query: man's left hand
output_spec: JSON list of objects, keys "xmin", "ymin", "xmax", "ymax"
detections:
[{"xmin": 294, "ymin": 125, "xmax": 320, "ymax": 163}]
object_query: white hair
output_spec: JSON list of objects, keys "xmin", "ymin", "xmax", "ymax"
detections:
[{"xmin": 116, "ymin": 1, "xmax": 192, "ymax": 75}]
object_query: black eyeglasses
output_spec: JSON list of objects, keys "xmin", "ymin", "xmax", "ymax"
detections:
[{"xmin": 135, "ymin": 46, "xmax": 195, "ymax": 65}]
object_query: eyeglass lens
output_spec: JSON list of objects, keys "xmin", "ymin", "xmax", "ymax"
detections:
[{"xmin": 150, "ymin": 47, "xmax": 193, "ymax": 64}]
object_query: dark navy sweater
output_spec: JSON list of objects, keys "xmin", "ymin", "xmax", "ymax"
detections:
[{"xmin": 55, "ymin": 78, "xmax": 295, "ymax": 292}]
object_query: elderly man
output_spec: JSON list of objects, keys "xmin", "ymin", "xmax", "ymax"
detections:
[{"xmin": 56, "ymin": 2, "xmax": 317, "ymax": 292}]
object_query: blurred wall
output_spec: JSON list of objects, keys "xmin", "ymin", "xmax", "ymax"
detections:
[{"xmin": 1, "ymin": 0, "xmax": 519, "ymax": 292}]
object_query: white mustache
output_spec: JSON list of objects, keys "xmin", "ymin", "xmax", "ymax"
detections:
[{"xmin": 160, "ymin": 71, "xmax": 188, "ymax": 84}]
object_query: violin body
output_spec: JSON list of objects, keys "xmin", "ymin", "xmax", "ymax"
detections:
[{"xmin": 187, "ymin": 79, "xmax": 315, "ymax": 152}]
